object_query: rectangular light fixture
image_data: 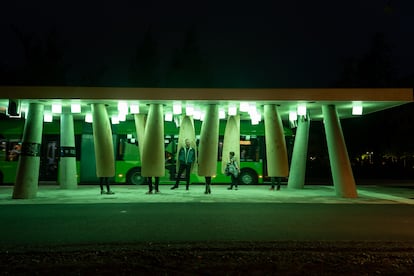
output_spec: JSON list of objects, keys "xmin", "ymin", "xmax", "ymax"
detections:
[
  {"xmin": 173, "ymin": 102, "xmax": 182, "ymax": 114},
  {"xmin": 85, "ymin": 113, "xmax": 93, "ymax": 123},
  {"xmin": 352, "ymin": 102, "xmax": 363, "ymax": 115},
  {"xmin": 44, "ymin": 112, "xmax": 53, "ymax": 122},
  {"xmin": 130, "ymin": 104, "xmax": 139, "ymax": 114},
  {"xmin": 165, "ymin": 112, "xmax": 173, "ymax": 121},
  {"xmin": 289, "ymin": 111, "xmax": 298, "ymax": 121},
  {"xmin": 193, "ymin": 109, "xmax": 201, "ymax": 120},
  {"xmin": 297, "ymin": 104, "xmax": 307, "ymax": 116},
  {"xmin": 352, "ymin": 105, "xmax": 363, "ymax": 115},
  {"xmin": 111, "ymin": 116, "xmax": 119, "ymax": 124},
  {"xmin": 219, "ymin": 109, "xmax": 226, "ymax": 119},
  {"xmin": 52, "ymin": 103, "xmax": 62, "ymax": 114},
  {"xmin": 118, "ymin": 113, "xmax": 126, "ymax": 122},
  {"xmin": 240, "ymin": 102, "xmax": 249, "ymax": 112},
  {"xmin": 118, "ymin": 101, "xmax": 128, "ymax": 114},
  {"xmin": 186, "ymin": 104, "xmax": 194, "ymax": 116},
  {"xmin": 228, "ymin": 106, "xmax": 237, "ymax": 116},
  {"xmin": 71, "ymin": 103, "xmax": 81, "ymax": 113}
]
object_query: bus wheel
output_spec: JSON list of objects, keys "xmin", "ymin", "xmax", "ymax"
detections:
[
  {"xmin": 126, "ymin": 167, "xmax": 145, "ymax": 185},
  {"xmin": 239, "ymin": 169, "xmax": 258, "ymax": 185}
]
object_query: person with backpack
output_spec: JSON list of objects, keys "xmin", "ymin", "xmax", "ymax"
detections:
[{"xmin": 226, "ymin": 151, "xmax": 240, "ymax": 190}]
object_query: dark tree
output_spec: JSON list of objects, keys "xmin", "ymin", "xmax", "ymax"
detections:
[
  {"xmin": 9, "ymin": 26, "xmax": 68, "ymax": 85},
  {"xmin": 358, "ymin": 33, "xmax": 396, "ymax": 87},
  {"xmin": 165, "ymin": 26, "xmax": 212, "ymax": 88},
  {"xmin": 128, "ymin": 27, "xmax": 160, "ymax": 87},
  {"xmin": 335, "ymin": 32, "xmax": 397, "ymax": 88},
  {"xmin": 73, "ymin": 65, "xmax": 107, "ymax": 87}
]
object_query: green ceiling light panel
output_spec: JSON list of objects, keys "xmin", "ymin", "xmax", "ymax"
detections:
[
  {"xmin": 240, "ymin": 102, "xmax": 249, "ymax": 112},
  {"xmin": 85, "ymin": 113, "xmax": 93, "ymax": 123},
  {"xmin": 111, "ymin": 115, "xmax": 119, "ymax": 124},
  {"xmin": 130, "ymin": 103, "xmax": 139, "ymax": 114},
  {"xmin": 297, "ymin": 104, "xmax": 307, "ymax": 116},
  {"xmin": 193, "ymin": 108, "xmax": 201, "ymax": 120},
  {"xmin": 117, "ymin": 101, "xmax": 129, "ymax": 117},
  {"xmin": 173, "ymin": 102, "xmax": 182, "ymax": 115},
  {"xmin": 71, "ymin": 103, "xmax": 81, "ymax": 113},
  {"xmin": 44, "ymin": 112, "xmax": 53, "ymax": 123},
  {"xmin": 52, "ymin": 103, "xmax": 62, "ymax": 114},
  {"xmin": 352, "ymin": 102, "xmax": 363, "ymax": 115},
  {"xmin": 219, "ymin": 108, "xmax": 226, "ymax": 119},
  {"xmin": 228, "ymin": 105, "xmax": 237, "ymax": 116},
  {"xmin": 165, "ymin": 112, "xmax": 173, "ymax": 121},
  {"xmin": 186, "ymin": 104, "xmax": 194, "ymax": 116}
]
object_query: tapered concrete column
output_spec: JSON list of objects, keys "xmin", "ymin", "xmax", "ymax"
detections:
[
  {"xmin": 288, "ymin": 115, "xmax": 310, "ymax": 189},
  {"xmin": 177, "ymin": 115, "xmax": 197, "ymax": 173},
  {"xmin": 198, "ymin": 105, "xmax": 219, "ymax": 176},
  {"xmin": 141, "ymin": 104, "xmax": 165, "ymax": 177},
  {"xmin": 134, "ymin": 114, "xmax": 146, "ymax": 159},
  {"xmin": 91, "ymin": 104, "xmax": 115, "ymax": 178},
  {"xmin": 221, "ymin": 115, "xmax": 240, "ymax": 173},
  {"xmin": 12, "ymin": 103, "xmax": 44, "ymax": 199},
  {"xmin": 322, "ymin": 104, "xmax": 357, "ymax": 198},
  {"xmin": 59, "ymin": 108, "xmax": 77, "ymax": 189},
  {"xmin": 263, "ymin": 104, "xmax": 289, "ymax": 177}
]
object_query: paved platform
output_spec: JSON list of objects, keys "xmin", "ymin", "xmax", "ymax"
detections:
[{"xmin": 1, "ymin": 183, "xmax": 413, "ymax": 205}]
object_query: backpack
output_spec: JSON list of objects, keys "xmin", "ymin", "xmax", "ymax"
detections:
[{"xmin": 225, "ymin": 162, "xmax": 238, "ymax": 177}]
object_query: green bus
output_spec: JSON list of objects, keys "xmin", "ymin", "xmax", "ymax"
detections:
[{"xmin": 0, "ymin": 117, "xmax": 293, "ymax": 185}]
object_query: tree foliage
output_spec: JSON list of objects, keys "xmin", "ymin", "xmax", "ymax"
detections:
[
  {"xmin": 128, "ymin": 27, "xmax": 160, "ymax": 87},
  {"xmin": 8, "ymin": 25, "xmax": 68, "ymax": 85},
  {"xmin": 165, "ymin": 26, "xmax": 212, "ymax": 88},
  {"xmin": 335, "ymin": 32, "xmax": 397, "ymax": 88}
]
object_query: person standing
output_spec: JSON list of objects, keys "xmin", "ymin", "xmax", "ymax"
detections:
[
  {"xmin": 146, "ymin": 177, "xmax": 160, "ymax": 194},
  {"xmin": 99, "ymin": 177, "xmax": 114, "ymax": 195},
  {"xmin": 269, "ymin": 177, "xmax": 281, "ymax": 191},
  {"xmin": 204, "ymin": 176, "xmax": 212, "ymax": 194},
  {"xmin": 227, "ymin": 151, "xmax": 240, "ymax": 190},
  {"xmin": 171, "ymin": 139, "xmax": 195, "ymax": 190}
]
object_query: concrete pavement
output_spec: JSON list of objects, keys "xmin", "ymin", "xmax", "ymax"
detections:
[{"xmin": 1, "ymin": 182, "xmax": 413, "ymax": 205}]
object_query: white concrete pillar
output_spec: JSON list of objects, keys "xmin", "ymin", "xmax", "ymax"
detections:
[
  {"xmin": 91, "ymin": 104, "xmax": 115, "ymax": 178},
  {"xmin": 141, "ymin": 104, "xmax": 165, "ymax": 177},
  {"xmin": 12, "ymin": 103, "xmax": 44, "ymax": 199},
  {"xmin": 322, "ymin": 104, "xmax": 358, "ymax": 198},
  {"xmin": 288, "ymin": 115, "xmax": 310, "ymax": 189},
  {"xmin": 221, "ymin": 115, "xmax": 240, "ymax": 173},
  {"xmin": 134, "ymin": 114, "xmax": 146, "ymax": 160},
  {"xmin": 59, "ymin": 108, "xmax": 78, "ymax": 189},
  {"xmin": 198, "ymin": 105, "xmax": 219, "ymax": 176},
  {"xmin": 263, "ymin": 104, "xmax": 289, "ymax": 177}
]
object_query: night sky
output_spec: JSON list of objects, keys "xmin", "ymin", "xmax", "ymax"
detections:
[{"xmin": 1, "ymin": 0, "xmax": 414, "ymax": 87}]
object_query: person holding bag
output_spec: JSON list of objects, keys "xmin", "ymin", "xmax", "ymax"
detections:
[{"xmin": 226, "ymin": 151, "xmax": 240, "ymax": 190}]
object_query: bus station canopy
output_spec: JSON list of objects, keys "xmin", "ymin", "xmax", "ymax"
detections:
[{"xmin": 0, "ymin": 86, "xmax": 412, "ymax": 121}]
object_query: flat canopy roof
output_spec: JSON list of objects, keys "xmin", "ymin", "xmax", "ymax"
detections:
[{"xmin": 0, "ymin": 86, "xmax": 412, "ymax": 121}]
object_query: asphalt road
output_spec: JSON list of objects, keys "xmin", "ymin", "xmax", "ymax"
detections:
[{"xmin": 1, "ymin": 202, "xmax": 414, "ymax": 246}]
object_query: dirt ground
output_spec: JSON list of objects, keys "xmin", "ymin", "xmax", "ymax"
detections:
[{"xmin": 1, "ymin": 241, "xmax": 414, "ymax": 275}]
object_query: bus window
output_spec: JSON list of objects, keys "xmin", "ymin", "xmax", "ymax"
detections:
[
  {"xmin": 7, "ymin": 141, "xmax": 21, "ymax": 162},
  {"xmin": 217, "ymin": 136, "xmax": 262, "ymax": 162},
  {"xmin": 240, "ymin": 137, "xmax": 260, "ymax": 162},
  {"xmin": 117, "ymin": 135, "xmax": 139, "ymax": 161},
  {"xmin": 0, "ymin": 140, "xmax": 6, "ymax": 161}
]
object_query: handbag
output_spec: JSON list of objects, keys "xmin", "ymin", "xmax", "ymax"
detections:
[{"xmin": 225, "ymin": 162, "xmax": 238, "ymax": 177}]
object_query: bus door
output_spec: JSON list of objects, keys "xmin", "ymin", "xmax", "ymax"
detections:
[
  {"xmin": 39, "ymin": 135, "xmax": 59, "ymax": 181},
  {"xmin": 0, "ymin": 139, "xmax": 21, "ymax": 184}
]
